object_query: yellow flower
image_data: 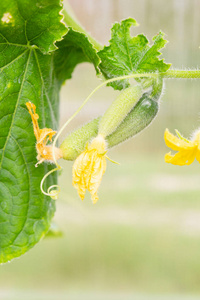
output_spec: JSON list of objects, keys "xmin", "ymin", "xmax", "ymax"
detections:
[
  {"xmin": 26, "ymin": 102, "xmax": 63, "ymax": 165},
  {"xmin": 72, "ymin": 135, "xmax": 107, "ymax": 203},
  {"xmin": 164, "ymin": 128, "xmax": 200, "ymax": 165}
]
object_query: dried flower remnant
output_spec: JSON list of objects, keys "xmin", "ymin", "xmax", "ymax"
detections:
[{"xmin": 26, "ymin": 102, "xmax": 63, "ymax": 166}]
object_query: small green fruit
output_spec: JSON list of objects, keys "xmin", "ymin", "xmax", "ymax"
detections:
[
  {"xmin": 106, "ymin": 93, "xmax": 159, "ymax": 148},
  {"xmin": 98, "ymin": 84, "xmax": 142, "ymax": 137},
  {"xmin": 60, "ymin": 118, "xmax": 99, "ymax": 160}
]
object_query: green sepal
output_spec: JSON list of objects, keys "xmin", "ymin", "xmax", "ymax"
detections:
[{"xmin": 175, "ymin": 130, "xmax": 189, "ymax": 143}]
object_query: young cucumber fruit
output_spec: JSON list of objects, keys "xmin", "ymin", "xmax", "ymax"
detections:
[
  {"xmin": 106, "ymin": 93, "xmax": 159, "ymax": 148},
  {"xmin": 60, "ymin": 118, "xmax": 100, "ymax": 160},
  {"xmin": 60, "ymin": 89, "xmax": 159, "ymax": 161},
  {"xmin": 98, "ymin": 84, "xmax": 143, "ymax": 137}
]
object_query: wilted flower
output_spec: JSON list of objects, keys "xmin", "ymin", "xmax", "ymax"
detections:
[
  {"xmin": 72, "ymin": 135, "xmax": 107, "ymax": 203},
  {"xmin": 26, "ymin": 102, "xmax": 63, "ymax": 165}
]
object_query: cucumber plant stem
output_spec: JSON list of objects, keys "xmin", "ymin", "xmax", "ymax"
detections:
[{"xmin": 163, "ymin": 70, "xmax": 200, "ymax": 78}]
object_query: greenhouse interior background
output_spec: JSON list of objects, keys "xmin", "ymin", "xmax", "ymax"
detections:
[{"xmin": 1, "ymin": 0, "xmax": 200, "ymax": 299}]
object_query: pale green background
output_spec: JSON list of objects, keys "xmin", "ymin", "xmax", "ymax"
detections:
[{"xmin": 1, "ymin": 0, "xmax": 200, "ymax": 299}]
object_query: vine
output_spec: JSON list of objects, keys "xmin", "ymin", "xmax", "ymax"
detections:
[{"xmin": 0, "ymin": 0, "xmax": 199, "ymax": 263}]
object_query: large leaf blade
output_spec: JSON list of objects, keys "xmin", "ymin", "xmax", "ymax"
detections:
[
  {"xmin": 0, "ymin": 0, "xmax": 67, "ymax": 54},
  {"xmin": 0, "ymin": 0, "xmax": 66, "ymax": 263},
  {"xmin": 54, "ymin": 27, "xmax": 101, "ymax": 84}
]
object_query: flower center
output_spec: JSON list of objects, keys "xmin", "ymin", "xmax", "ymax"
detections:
[{"xmin": 88, "ymin": 134, "xmax": 107, "ymax": 154}]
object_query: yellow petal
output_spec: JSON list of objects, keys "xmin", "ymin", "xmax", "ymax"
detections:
[
  {"xmin": 164, "ymin": 128, "xmax": 195, "ymax": 151},
  {"xmin": 26, "ymin": 101, "xmax": 62, "ymax": 164},
  {"xmin": 38, "ymin": 128, "xmax": 57, "ymax": 144},
  {"xmin": 77, "ymin": 176, "xmax": 86, "ymax": 201},
  {"xmin": 165, "ymin": 149, "xmax": 196, "ymax": 165},
  {"xmin": 26, "ymin": 102, "xmax": 40, "ymax": 140},
  {"xmin": 88, "ymin": 134, "xmax": 106, "ymax": 153},
  {"xmin": 87, "ymin": 154, "xmax": 106, "ymax": 203},
  {"xmin": 72, "ymin": 151, "xmax": 91, "ymax": 200},
  {"xmin": 195, "ymin": 146, "xmax": 200, "ymax": 163},
  {"xmin": 72, "ymin": 135, "xmax": 107, "ymax": 203}
]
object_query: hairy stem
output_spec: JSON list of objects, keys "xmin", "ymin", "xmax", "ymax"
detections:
[{"xmin": 163, "ymin": 70, "xmax": 200, "ymax": 78}]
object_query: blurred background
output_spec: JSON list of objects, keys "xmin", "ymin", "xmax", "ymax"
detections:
[{"xmin": 1, "ymin": 0, "xmax": 200, "ymax": 299}]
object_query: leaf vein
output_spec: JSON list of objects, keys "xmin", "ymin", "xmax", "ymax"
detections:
[
  {"xmin": 33, "ymin": 49, "xmax": 57, "ymax": 126},
  {"xmin": 9, "ymin": 135, "xmax": 31, "ymax": 245},
  {"xmin": 0, "ymin": 49, "xmax": 29, "ymax": 73},
  {"xmin": 0, "ymin": 49, "xmax": 32, "ymax": 170}
]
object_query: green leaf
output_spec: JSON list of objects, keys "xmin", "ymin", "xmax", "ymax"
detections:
[
  {"xmin": 98, "ymin": 18, "xmax": 171, "ymax": 90},
  {"xmin": 0, "ymin": 0, "xmax": 67, "ymax": 54},
  {"xmin": 54, "ymin": 27, "xmax": 101, "ymax": 84},
  {"xmin": 0, "ymin": 0, "xmax": 67, "ymax": 263}
]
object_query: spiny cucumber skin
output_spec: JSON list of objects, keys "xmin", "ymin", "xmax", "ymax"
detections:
[
  {"xmin": 60, "ymin": 95, "xmax": 158, "ymax": 161},
  {"xmin": 60, "ymin": 118, "xmax": 100, "ymax": 160},
  {"xmin": 106, "ymin": 96, "xmax": 159, "ymax": 148},
  {"xmin": 98, "ymin": 85, "xmax": 143, "ymax": 137}
]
